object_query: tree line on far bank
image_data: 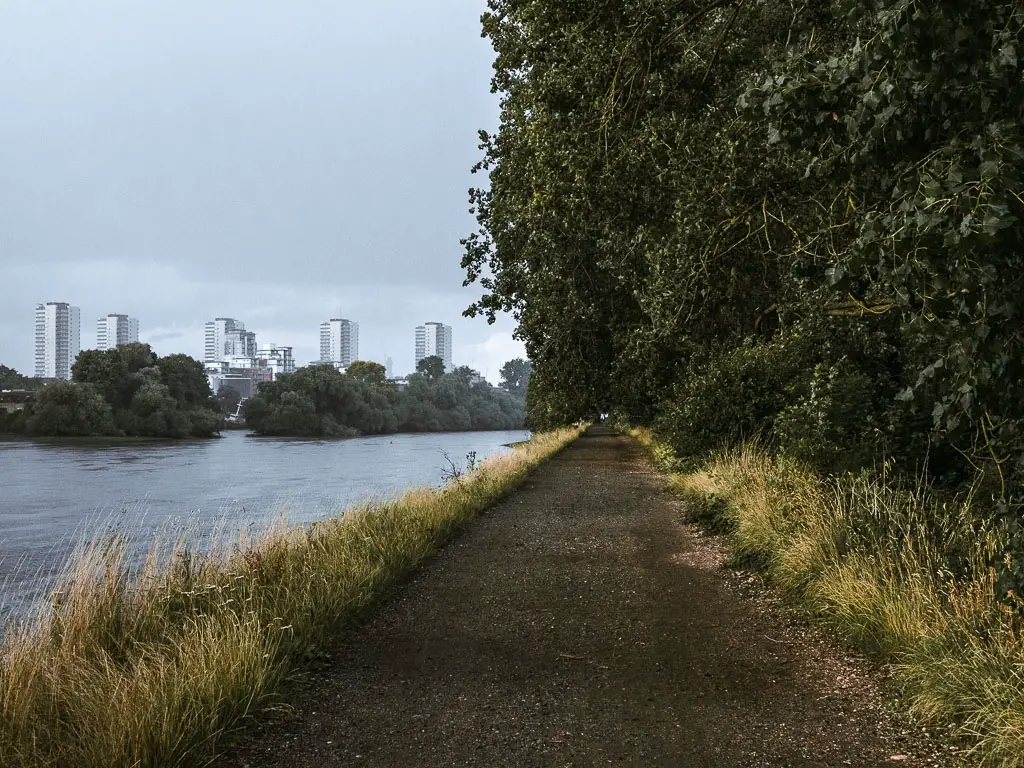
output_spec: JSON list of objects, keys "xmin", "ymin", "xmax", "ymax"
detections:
[
  {"xmin": 0, "ymin": 344, "xmax": 223, "ymax": 438},
  {"xmin": 0, "ymin": 353, "xmax": 531, "ymax": 439},
  {"xmin": 243, "ymin": 356, "xmax": 529, "ymax": 437}
]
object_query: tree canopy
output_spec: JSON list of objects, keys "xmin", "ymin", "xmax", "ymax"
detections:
[
  {"xmin": 499, "ymin": 358, "xmax": 532, "ymax": 398},
  {"xmin": 0, "ymin": 365, "xmax": 44, "ymax": 391},
  {"xmin": 463, "ymin": 1, "xmax": 1024, "ymax": 588},
  {"xmin": 244, "ymin": 361, "xmax": 526, "ymax": 437},
  {"xmin": 0, "ymin": 344, "xmax": 222, "ymax": 438},
  {"xmin": 415, "ymin": 355, "xmax": 446, "ymax": 381}
]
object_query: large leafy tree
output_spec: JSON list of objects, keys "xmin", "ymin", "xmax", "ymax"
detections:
[
  {"xmin": 462, "ymin": 0, "xmax": 1024, "ymax": 586},
  {"xmin": 25, "ymin": 382, "xmax": 114, "ymax": 437},
  {"xmin": 347, "ymin": 361, "xmax": 389, "ymax": 388},
  {"xmin": 463, "ymin": 0, "xmax": 844, "ymax": 426},
  {"xmin": 498, "ymin": 358, "xmax": 531, "ymax": 398},
  {"xmin": 18, "ymin": 345, "xmax": 225, "ymax": 438},
  {"xmin": 415, "ymin": 355, "xmax": 446, "ymax": 381}
]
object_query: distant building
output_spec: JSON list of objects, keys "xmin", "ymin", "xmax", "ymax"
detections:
[
  {"xmin": 207, "ymin": 369, "xmax": 272, "ymax": 400},
  {"xmin": 319, "ymin": 318, "xmax": 359, "ymax": 369},
  {"xmin": 96, "ymin": 314, "xmax": 139, "ymax": 350},
  {"xmin": 225, "ymin": 327, "xmax": 257, "ymax": 358},
  {"xmin": 256, "ymin": 345, "xmax": 296, "ymax": 379},
  {"xmin": 35, "ymin": 302, "xmax": 81, "ymax": 380},
  {"xmin": 205, "ymin": 318, "xmax": 257, "ymax": 365},
  {"xmin": 205, "ymin": 318, "xmax": 234, "ymax": 364},
  {"xmin": 385, "ymin": 355, "xmax": 394, "ymax": 379},
  {"xmin": 414, "ymin": 322, "xmax": 452, "ymax": 372}
]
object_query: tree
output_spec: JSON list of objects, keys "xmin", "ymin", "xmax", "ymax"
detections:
[
  {"xmin": 216, "ymin": 386, "xmax": 242, "ymax": 416},
  {"xmin": 72, "ymin": 346, "xmax": 221, "ymax": 438},
  {"xmin": 498, "ymin": 358, "xmax": 532, "ymax": 398},
  {"xmin": 246, "ymin": 359, "xmax": 525, "ymax": 437},
  {"xmin": 416, "ymin": 355, "xmax": 446, "ymax": 381},
  {"xmin": 347, "ymin": 360, "xmax": 389, "ymax": 388},
  {"xmin": 0, "ymin": 365, "xmax": 44, "ymax": 391},
  {"xmin": 73, "ymin": 349, "xmax": 129, "ymax": 406},
  {"xmin": 157, "ymin": 354, "xmax": 215, "ymax": 408},
  {"xmin": 130, "ymin": 381, "xmax": 189, "ymax": 438},
  {"xmin": 25, "ymin": 382, "xmax": 115, "ymax": 437}
]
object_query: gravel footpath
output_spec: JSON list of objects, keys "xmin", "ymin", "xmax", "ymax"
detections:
[{"xmin": 217, "ymin": 426, "xmax": 963, "ymax": 767}]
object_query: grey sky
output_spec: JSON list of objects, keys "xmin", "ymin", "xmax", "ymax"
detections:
[{"xmin": 0, "ymin": 0, "xmax": 522, "ymax": 380}]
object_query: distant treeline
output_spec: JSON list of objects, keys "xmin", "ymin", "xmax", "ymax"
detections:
[
  {"xmin": 0, "ymin": 344, "xmax": 222, "ymax": 438},
  {"xmin": 0, "ymin": 354, "xmax": 531, "ymax": 440},
  {"xmin": 0, "ymin": 365, "xmax": 45, "ymax": 391},
  {"xmin": 244, "ymin": 357, "xmax": 530, "ymax": 437}
]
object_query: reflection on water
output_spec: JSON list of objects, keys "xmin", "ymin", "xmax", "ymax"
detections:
[{"xmin": 0, "ymin": 429, "xmax": 529, "ymax": 619}]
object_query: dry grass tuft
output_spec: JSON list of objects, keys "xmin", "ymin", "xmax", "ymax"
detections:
[{"xmin": 633, "ymin": 427, "xmax": 1024, "ymax": 766}]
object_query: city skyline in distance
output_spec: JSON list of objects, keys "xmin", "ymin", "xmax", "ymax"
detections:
[
  {"xmin": 20, "ymin": 300, "xmax": 512, "ymax": 382},
  {"xmin": 0, "ymin": 1, "xmax": 525, "ymax": 384}
]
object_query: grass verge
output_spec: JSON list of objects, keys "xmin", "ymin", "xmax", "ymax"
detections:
[
  {"xmin": 0, "ymin": 425, "xmax": 585, "ymax": 768},
  {"xmin": 631, "ymin": 428, "xmax": 1023, "ymax": 766}
]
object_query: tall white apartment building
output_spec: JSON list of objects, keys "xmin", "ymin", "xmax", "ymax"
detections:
[
  {"xmin": 415, "ymin": 322, "xmax": 452, "ymax": 373},
  {"xmin": 34, "ymin": 302, "xmax": 81, "ymax": 380},
  {"xmin": 96, "ymin": 314, "xmax": 139, "ymax": 350},
  {"xmin": 319, "ymin": 318, "xmax": 359, "ymax": 369},
  {"xmin": 204, "ymin": 318, "xmax": 256, "ymax": 364}
]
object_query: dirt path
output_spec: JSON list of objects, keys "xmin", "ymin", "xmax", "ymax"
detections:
[{"xmin": 218, "ymin": 427, "xmax": 958, "ymax": 767}]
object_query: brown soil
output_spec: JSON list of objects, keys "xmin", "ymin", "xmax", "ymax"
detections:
[{"xmin": 216, "ymin": 427, "xmax": 964, "ymax": 767}]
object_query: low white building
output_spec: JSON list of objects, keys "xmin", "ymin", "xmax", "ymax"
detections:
[{"xmin": 257, "ymin": 345, "xmax": 296, "ymax": 379}]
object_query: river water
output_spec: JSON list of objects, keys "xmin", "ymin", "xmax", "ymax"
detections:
[{"xmin": 0, "ymin": 429, "xmax": 529, "ymax": 618}]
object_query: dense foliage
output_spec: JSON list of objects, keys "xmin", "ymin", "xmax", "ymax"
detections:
[
  {"xmin": 498, "ymin": 357, "xmax": 532, "ymax": 398},
  {"xmin": 463, "ymin": 1, "xmax": 1024, "ymax": 590},
  {"xmin": 0, "ymin": 365, "xmax": 44, "ymax": 391},
  {"xmin": 243, "ymin": 357, "xmax": 526, "ymax": 437},
  {"xmin": 0, "ymin": 344, "xmax": 222, "ymax": 438}
]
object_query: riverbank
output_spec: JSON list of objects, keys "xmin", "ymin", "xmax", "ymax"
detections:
[
  {"xmin": 0, "ymin": 425, "xmax": 583, "ymax": 768},
  {"xmin": 631, "ymin": 427, "xmax": 1021, "ymax": 765},
  {"xmin": 214, "ymin": 427, "xmax": 952, "ymax": 767},
  {"xmin": 0, "ymin": 432, "xmax": 222, "ymax": 445}
]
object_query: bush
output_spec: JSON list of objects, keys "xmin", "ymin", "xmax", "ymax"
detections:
[
  {"xmin": 655, "ymin": 334, "xmax": 815, "ymax": 462},
  {"xmin": 655, "ymin": 319, "xmax": 919, "ymax": 474},
  {"xmin": 25, "ymin": 382, "xmax": 115, "ymax": 437}
]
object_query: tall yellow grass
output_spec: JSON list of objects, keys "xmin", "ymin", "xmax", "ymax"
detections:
[
  {"xmin": 0, "ymin": 426, "xmax": 584, "ymax": 768},
  {"xmin": 632, "ymin": 428, "xmax": 1024, "ymax": 766}
]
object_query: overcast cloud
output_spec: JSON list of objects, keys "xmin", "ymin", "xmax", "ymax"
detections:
[{"xmin": 0, "ymin": 0, "xmax": 522, "ymax": 380}]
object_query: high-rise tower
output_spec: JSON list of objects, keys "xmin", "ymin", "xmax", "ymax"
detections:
[
  {"xmin": 34, "ymin": 302, "xmax": 81, "ymax": 380},
  {"xmin": 414, "ymin": 322, "xmax": 452, "ymax": 373},
  {"xmin": 96, "ymin": 314, "xmax": 139, "ymax": 350},
  {"xmin": 319, "ymin": 318, "xmax": 359, "ymax": 369}
]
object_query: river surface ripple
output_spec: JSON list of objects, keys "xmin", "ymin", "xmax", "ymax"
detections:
[{"xmin": 0, "ymin": 429, "xmax": 529, "ymax": 618}]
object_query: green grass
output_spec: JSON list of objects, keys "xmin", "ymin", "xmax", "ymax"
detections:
[
  {"xmin": 631, "ymin": 428, "xmax": 1023, "ymax": 766},
  {"xmin": 0, "ymin": 425, "xmax": 585, "ymax": 768}
]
